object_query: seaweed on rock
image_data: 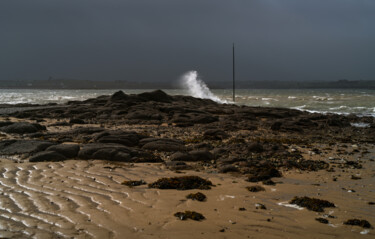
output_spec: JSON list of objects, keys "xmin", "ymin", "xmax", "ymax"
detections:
[
  {"xmin": 174, "ymin": 211, "xmax": 205, "ymax": 221},
  {"xmin": 186, "ymin": 192, "xmax": 207, "ymax": 201},
  {"xmin": 122, "ymin": 180, "xmax": 146, "ymax": 187},
  {"xmin": 148, "ymin": 176, "xmax": 213, "ymax": 190},
  {"xmin": 344, "ymin": 219, "xmax": 372, "ymax": 228},
  {"xmin": 246, "ymin": 185, "xmax": 265, "ymax": 192},
  {"xmin": 289, "ymin": 196, "xmax": 335, "ymax": 212}
]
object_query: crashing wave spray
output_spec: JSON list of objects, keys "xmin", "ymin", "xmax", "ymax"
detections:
[{"xmin": 180, "ymin": 71, "xmax": 226, "ymax": 103}]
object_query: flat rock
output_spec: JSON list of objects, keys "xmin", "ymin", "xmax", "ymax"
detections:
[
  {"xmin": 218, "ymin": 165, "xmax": 239, "ymax": 173},
  {"xmin": 170, "ymin": 152, "xmax": 194, "ymax": 161},
  {"xmin": 142, "ymin": 138, "xmax": 186, "ymax": 152},
  {"xmin": 78, "ymin": 143, "xmax": 132, "ymax": 161},
  {"xmin": 0, "ymin": 122, "xmax": 46, "ymax": 134},
  {"xmin": 93, "ymin": 130, "xmax": 143, "ymax": 147},
  {"xmin": 189, "ymin": 150, "xmax": 213, "ymax": 161},
  {"xmin": 203, "ymin": 129, "xmax": 229, "ymax": 140},
  {"xmin": 78, "ymin": 143, "xmax": 160, "ymax": 162},
  {"xmin": 29, "ymin": 151, "xmax": 67, "ymax": 162},
  {"xmin": 46, "ymin": 144, "xmax": 80, "ymax": 158},
  {"xmin": 0, "ymin": 140, "xmax": 56, "ymax": 155}
]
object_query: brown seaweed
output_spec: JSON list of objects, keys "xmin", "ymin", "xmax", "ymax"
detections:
[
  {"xmin": 148, "ymin": 176, "xmax": 213, "ymax": 190},
  {"xmin": 174, "ymin": 211, "xmax": 205, "ymax": 221},
  {"xmin": 315, "ymin": 218, "xmax": 329, "ymax": 224},
  {"xmin": 186, "ymin": 192, "xmax": 207, "ymax": 201},
  {"xmin": 289, "ymin": 196, "xmax": 335, "ymax": 212},
  {"xmin": 246, "ymin": 185, "xmax": 265, "ymax": 192},
  {"xmin": 344, "ymin": 219, "xmax": 372, "ymax": 228},
  {"xmin": 121, "ymin": 180, "xmax": 146, "ymax": 187}
]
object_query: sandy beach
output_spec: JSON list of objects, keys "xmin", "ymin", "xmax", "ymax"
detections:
[{"xmin": 0, "ymin": 90, "xmax": 374, "ymax": 238}]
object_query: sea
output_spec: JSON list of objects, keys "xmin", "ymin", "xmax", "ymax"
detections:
[
  {"xmin": 0, "ymin": 88, "xmax": 374, "ymax": 117},
  {"xmin": 1, "ymin": 71, "xmax": 374, "ymax": 117}
]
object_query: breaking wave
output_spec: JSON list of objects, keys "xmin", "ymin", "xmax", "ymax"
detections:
[{"xmin": 180, "ymin": 71, "xmax": 226, "ymax": 103}]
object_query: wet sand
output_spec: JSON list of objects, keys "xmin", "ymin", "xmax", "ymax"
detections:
[{"xmin": 0, "ymin": 151, "xmax": 374, "ymax": 238}]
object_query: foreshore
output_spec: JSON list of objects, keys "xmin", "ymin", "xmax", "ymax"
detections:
[{"xmin": 0, "ymin": 90, "xmax": 374, "ymax": 238}]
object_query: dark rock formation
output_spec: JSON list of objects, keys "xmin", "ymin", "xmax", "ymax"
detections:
[
  {"xmin": 29, "ymin": 151, "xmax": 66, "ymax": 162},
  {"xmin": 289, "ymin": 196, "xmax": 335, "ymax": 212},
  {"xmin": 78, "ymin": 143, "xmax": 161, "ymax": 163},
  {"xmin": 0, "ymin": 122, "xmax": 46, "ymax": 134},
  {"xmin": 148, "ymin": 176, "xmax": 213, "ymax": 190},
  {"xmin": 141, "ymin": 138, "xmax": 186, "ymax": 152},
  {"xmin": 46, "ymin": 144, "xmax": 80, "ymax": 158},
  {"xmin": 0, "ymin": 140, "xmax": 55, "ymax": 155}
]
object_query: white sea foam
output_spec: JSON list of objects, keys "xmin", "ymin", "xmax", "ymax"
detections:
[
  {"xmin": 350, "ymin": 122, "xmax": 371, "ymax": 128},
  {"xmin": 180, "ymin": 71, "xmax": 226, "ymax": 103},
  {"xmin": 277, "ymin": 202, "xmax": 304, "ymax": 210},
  {"xmin": 291, "ymin": 105, "xmax": 306, "ymax": 110}
]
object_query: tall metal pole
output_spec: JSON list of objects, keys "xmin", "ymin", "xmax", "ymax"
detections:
[{"xmin": 233, "ymin": 43, "xmax": 235, "ymax": 102}]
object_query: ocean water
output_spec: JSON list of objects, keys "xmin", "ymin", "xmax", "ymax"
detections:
[{"xmin": 0, "ymin": 88, "xmax": 374, "ymax": 117}]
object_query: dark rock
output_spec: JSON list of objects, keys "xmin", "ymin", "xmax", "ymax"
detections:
[
  {"xmin": 94, "ymin": 131, "xmax": 142, "ymax": 147},
  {"xmin": 142, "ymin": 138, "xmax": 186, "ymax": 152},
  {"xmin": 327, "ymin": 116, "xmax": 350, "ymax": 127},
  {"xmin": 203, "ymin": 129, "xmax": 229, "ymax": 140},
  {"xmin": 148, "ymin": 176, "xmax": 213, "ymax": 190},
  {"xmin": 138, "ymin": 90, "xmax": 172, "ymax": 103},
  {"xmin": 69, "ymin": 118, "xmax": 85, "ymax": 124},
  {"xmin": 71, "ymin": 127, "xmax": 105, "ymax": 135},
  {"xmin": 247, "ymin": 166, "xmax": 282, "ymax": 182},
  {"xmin": 78, "ymin": 143, "xmax": 160, "ymax": 162},
  {"xmin": 344, "ymin": 219, "xmax": 372, "ymax": 228},
  {"xmin": 172, "ymin": 112, "xmax": 218, "ymax": 124},
  {"xmin": 29, "ymin": 151, "xmax": 66, "ymax": 162},
  {"xmin": 289, "ymin": 196, "xmax": 335, "ymax": 212},
  {"xmin": 109, "ymin": 91, "xmax": 129, "ymax": 102},
  {"xmin": 0, "ymin": 121, "xmax": 14, "ymax": 127},
  {"xmin": 284, "ymin": 159, "xmax": 329, "ymax": 171},
  {"xmin": 345, "ymin": 161, "xmax": 362, "ymax": 169},
  {"xmin": 315, "ymin": 218, "xmax": 329, "ymax": 224},
  {"xmin": 262, "ymin": 179, "xmax": 276, "ymax": 185},
  {"xmin": 165, "ymin": 161, "xmax": 193, "ymax": 171},
  {"xmin": 247, "ymin": 142, "xmax": 264, "ymax": 153},
  {"xmin": 193, "ymin": 142, "xmax": 214, "ymax": 150},
  {"xmin": 186, "ymin": 192, "xmax": 207, "ymax": 202},
  {"xmin": 121, "ymin": 180, "xmax": 146, "ymax": 187},
  {"xmin": 351, "ymin": 175, "xmax": 362, "ymax": 180},
  {"xmin": 246, "ymin": 186, "xmax": 265, "ymax": 192},
  {"xmin": 49, "ymin": 121, "xmax": 71, "ymax": 126},
  {"xmin": 271, "ymin": 121, "xmax": 282, "ymax": 130},
  {"xmin": 218, "ymin": 165, "xmax": 239, "ymax": 173},
  {"xmin": 0, "ymin": 140, "xmax": 56, "ymax": 155},
  {"xmin": 125, "ymin": 110, "xmax": 162, "ymax": 121},
  {"xmin": 255, "ymin": 203, "xmax": 267, "ymax": 209},
  {"xmin": 0, "ymin": 122, "xmax": 46, "ymax": 134},
  {"xmin": 46, "ymin": 144, "xmax": 80, "ymax": 158},
  {"xmin": 169, "ymin": 152, "xmax": 194, "ymax": 161},
  {"xmin": 174, "ymin": 211, "xmax": 205, "ymax": 221},
  {"xmin": 189, "ymin": 150, "xmax": 213, "ymax": 161},
  {"xmin": 211, "ymin": 148, "xmax": 227, "ymax": 158}
]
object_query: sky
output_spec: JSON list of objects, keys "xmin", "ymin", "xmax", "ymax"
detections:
[{"xmin": 1, "ymin": 0, "xmax": 375, "ymax": 84}]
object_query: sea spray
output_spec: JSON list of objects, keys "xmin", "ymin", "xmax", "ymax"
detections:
[{"xmin": 180, "ymin": 71, "xmax": 226, "ymax": 103}]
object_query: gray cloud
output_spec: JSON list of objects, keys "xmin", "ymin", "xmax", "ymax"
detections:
[{"xmin": 1, "ymin": 0, "xmax": 374, "ymax": 84}]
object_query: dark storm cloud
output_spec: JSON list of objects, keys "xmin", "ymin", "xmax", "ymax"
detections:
[{"xmin": 1, "ymin": 0, "xmax": 374, "ymax": 84}]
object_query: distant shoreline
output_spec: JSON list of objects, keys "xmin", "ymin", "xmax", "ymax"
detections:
[{"xmin": 1, "ymin": 79, "xmax": 375, "ymax": 90}]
